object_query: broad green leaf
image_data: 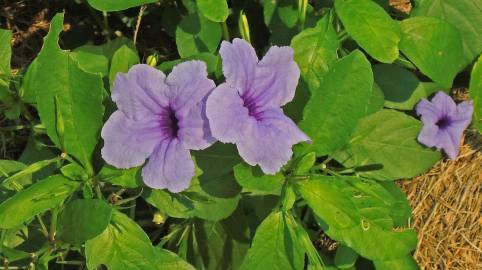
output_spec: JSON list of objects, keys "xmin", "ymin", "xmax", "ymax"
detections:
[
  {"xmin": 366, "ymin": 83, "xmax": 385, "ymax": 116},
  {"xmin": 19, "ymin": 58, "xmax": 39, "ymax": 104},
  {"xmin": 0, "ymin": 29, "xmax": 12, "ymax": 109},
  {"xmin": 240, "ymin": 211, "xmax": 304, "ymax": 270},
  {"xmin": 86, "ymin": 210, "xmax": 194, "ymax": 270},
  {"xmin": 298, "ymin": 50, "xmax": 373, "ymax": 156},
  {"xmin": 233, "ymin": 163, "xmax": 284, "ymax": 195},
  {"xmin": 263, "ymin": 0, "xmax": 320, "ymax": 45},
  {"xmin": 291, "ymin": 15, "xmax": 339, "ymax": 89},
  {"xmin": 18, "ymin": 135, "xmax": 58, "ymax": 180},
  {"xmin": 158, "ymin": 53, "xmax": 219, "ymax": 74},
  {"xmin": 379, "ymin": 182, "xmax": 412, "ymax": 227},
  {"xmin": 335, "ymin": 0, "xmax": 401, "ymax": 63},
  {"xmin": 2, "ymin": 158, "xmax": 59, "ymax": 190},
  {"xmin": 98, "ymin": 165, "xmax": 142, "ymax": 188},
  {"xmin": 109, "ymin": 45, "xmax": 140, "ymax": 85},
  {"xmin": 399, "ymin": 17, "xmax": 464, "ymax": 88},
  {"xmin": 293, "ymin": 152, "xmax": 316, "ymax": 175},
  {"xmin": 86, "ymin": 0, "xmax": 158, "ymax": 11},
  {"xmin": 334, "ymin": 110, "xmax": 441, "ymax": 180},
  {"xmin": 176, "ymin": 13, "xmax": 222, "ymax": 58},
  {"xmin": 412, "ymin": 0, "xmax": 482, "ymax": 67},
  {"xmin": 334, "ymin": 245, "xmax": 358, "ymax": 269},
  {"xmin": 374, "ymin": 256, "xmax": 419, "ymax": 270},
  {"xmin": 297, "ymin": 175, "xmax": 417, "ymax": 260},
  {"xmin": 32, "ymin": 13, "xmax": 105, "ymax": 173},
  {"xmin": 60, "ymin": 163, "xmax": 88, "ymax": 181},
  {"xmin": 58, "ymin": 199, "xmax": 113, "ymax": 244},
  {"xmin": 469, "ymin": 55, "xmax": 482, "ymax": 132},
  {"xmin": 197, "ymin": 0, "xmax": 229, "ymax": 22},
  {"xmin": 71, "ymin": 46, "xmax": 109, "ymax": 76},
  {"xmin": 145, "ymin": 143, "xmax": 240, "ymax": 221},
  {"xmin": 0, "ymin": 246, "xmax": 31, "ymax": 263},
  {"xmin": 193, "ymin": 217, "xmax": 250, "ymax": 270},
  {"xmin": 0, "ymin": 175, "xmax": 79, "ymax": 229},
  {"xmin": 373, "ymin": 64, "xmax": 445, "ymax": 110},
  {"xmin": 0, "ymin": 160, "xmax": 30, "ymax": 190}
]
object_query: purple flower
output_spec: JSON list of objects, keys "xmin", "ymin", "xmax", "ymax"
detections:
[
  {"xmin": 206, "ymin": 38, "xmax": 310, "ymax": 174},
  {"xmin": 101, "ymin": 62, "xmax": 215, "ymax": 192},
  {"xmin": 416, "ymin": 91, "xmax": 473, "ymax": 160}
]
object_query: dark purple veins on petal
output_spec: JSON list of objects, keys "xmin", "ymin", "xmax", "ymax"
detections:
[
  {"xmin": 158, "ymin": 106, "xmax": 180, "ymax": 138},
  {"xmin": 241, "ymin": 92, "xmax": 263, "ymax": 121},
  {"xmin": 436, "ymin": 115, "xmax": 451, "ymax": 130}
]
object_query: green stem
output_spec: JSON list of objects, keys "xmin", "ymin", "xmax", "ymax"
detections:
[
  {"xmin": 36, "ymin": 215, "xmax": 49, "ymax": 238},
  {"xmin": 49, "ymin": 208, "xmax": 59, "ymax": 242},
  {"xmin": 221, "ymin": 21, "xmax": 230, "ymax": 41},
  {"xmin": 298, "ymin": 0, "xmax": 308, "ymax": 31}
]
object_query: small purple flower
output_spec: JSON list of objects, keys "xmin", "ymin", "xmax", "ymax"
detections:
[
  {"xmin": 206, "ymin": 38, "xmax": 310, "ymax": 174},
  {"xmin": 416, "ymin": 91, "xmax": 473, "ymax": 160},
  {"xmin": 101, "ymin": 62, "xmax": 215, "ymax": 192}
]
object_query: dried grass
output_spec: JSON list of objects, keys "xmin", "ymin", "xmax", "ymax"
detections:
[{"xmin": 401, "ymin": 130, "xmax": 482, "ymax": 270}]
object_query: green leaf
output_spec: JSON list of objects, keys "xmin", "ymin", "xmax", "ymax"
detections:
[
  {"xmin": 197, "ymin": 0, "xmax": 229, "ymax": 22},
  {"xmin": 0, "ymin": 29, "xmax": 11, "ymax": 80},
  {"xmin": 263, "ymin": 0, "xmax": 320, "ymax": 45},
  {"xmin": 145, "ymin": 143, "xmax": 240, "ymax": 221},
  {"xmin": 298, "ymin": 50, "xmax": 373, "ymax": 156},
  {"xmin": 233, "ymin": 163, "xmax": 284, "ymax": 195},
  {"xmin": 293, "ymin": 152, "xmax": 316, "ymax": 175},
  {"xmin": 71, "ymin": 46, "xmax": 109, "ymax": 76},
  {"xmin": 60, "ymin": 163, "xmax": 88, "ymax": 181},
  {"xmin": 373, "ymin": 255, "xmax": 419, "ymax": 270},
  {"xmin": 399, "ymin": 17, "xmax": 464, "ymax": 88},
  {"xmin": 58, "ymin": 199, "xmax": 112, "ymax": 244},
  {"xmin": 0, "ymin": 175, "xmax": 79, "ymax": 229},
  {"xmin": 109, "ymin": 45, "xmax": 140, "ymax": 86},
  {"xmin": 0, "ymin": 160, "xmax": 30, "ymax": 190},
  {"xmin": 412, "ymin": 0, "xmax": 482, "ymax": 67},
  {"xmin": 193, "ymin": 218, "xmax": 250, "ymax": 270},
  {"xmin": 366, "ymin": 83, "xmax": 385, "ymax": 116},
  {"xmin": 335, "ymin": 0, "xmax": 401, "ymax": 63},
  {"xmin": 240, "ymin": 211, "xmax": 304, "ymax": 270},
  {"xmin": 86, "ymin": 210, "xmax": 194, "ymax": 270},
  {"xmin": 334, "ymin": 109, "xmax": 441, "ymax": 180},
  {"xmin": 86, "ymin": 0, "xmax": 158, "ymax": 11},
  {"xmin": 373, "ymin": 64, "xmax": 445, "ymax": 110},
  {"xmin": 297, "ymin": 175, "xmax": 418, "ymax": 260},
  {"xmin": 158, "ymin": 53, "xmax": 219, "ymax": 74},
  {"xmin": 176, "ymin": 13, "xmax": 222, "ymax": 58},
  {"xmin": 32, "ymin": 14, "xmax": 105, "ymax": 173},
  {"xmin": 98, "ymin": 165, "xmax": 142, "ymax": 188},
  {"xmin": 469, "ymin": 55, "xmax": 482, "ymax": 132},
  {"xmin": 334, "ymin": 245, "xmax": 358, "ymax": 269},
  {"xmin": 291, "ymin": 15, "xmax": 339, "ymax": 89}
]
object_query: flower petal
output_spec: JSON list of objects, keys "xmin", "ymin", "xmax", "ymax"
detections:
[
  {"xmin": 452, "ymin": 101, "xmax": 474, "ymax": 127},
  {"xmin": 431, "ymin": 91, "xmax": 456, "ymax": 117},
  {"xmin": 417, "ymin": 123, "xmax": 439, "ymax": 148},
  {"xmin": 177, "ymin": 100, "xmax": 215, "ymax": 150},
  {"xmin": 416, "ymin": 99, "xmax": 440, "ymax": 124},
  {"xmin": 249, "ymin": 45, "xmax": 301, "ymax": 108},
  {"xmin": 206, "ymin": 83, "xmax": 252, "ymax": 143},
  {"xmin": 101, "ymin": 111, "xmax": 161, "ymax": 169},
  {"xmin": 434, "ymin": 129, "xmax": 459, "ymax": 160},
  {"xmin": 219, "ymin": 38, "xmax": 258, "ymax": 92},
  {"xmin": 236, "ymin": 108, "xmax": 310, "ymax": 174},
  {"xmin": 112, "ymin": 64, "xmax": 169, "ymax": 121},
  {"xmin": 142, "ymin": 139, "xmax": 195, "ymax": 193},
  {"xmin": 166, "ymin": 60, "xmax": 216, "ymax": 112}
]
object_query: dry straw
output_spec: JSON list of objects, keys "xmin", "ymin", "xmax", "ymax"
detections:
[{"xmin": 401, "ymin": 130, "xmax": 482, "ymax": 270}]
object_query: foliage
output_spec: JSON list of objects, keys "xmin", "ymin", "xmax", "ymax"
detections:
[{"xmin": 0, "ymin": 0, "xmax": 480, "ymax": 269}]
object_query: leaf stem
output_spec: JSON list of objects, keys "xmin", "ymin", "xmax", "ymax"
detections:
[
  {"xmin": 221, "ymin": 21, "xmax": 230, "ymax": 41},
  {"xmin": 36, "ymin": 215, "xmax": 49, "ymax": 238},
  {"xmin": 49, "ymin": 208, "xmax": 59, "ymax": 242}
]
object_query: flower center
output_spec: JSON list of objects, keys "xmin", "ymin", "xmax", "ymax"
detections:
[
  {"xmin": 436, "ymin": 116, "xmax": 451, "ymax": 130},
  {"xmin": 241, "ymin": 93, "xmax": 262, "ymax": 121},
  {"xmin": 160, "ymin": 106, "xmax": 179, "ymax": 138}
]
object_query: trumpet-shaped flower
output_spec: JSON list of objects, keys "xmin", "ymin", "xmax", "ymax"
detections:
[
  {"xmin": 101, "ymin": 62, "xmax": 215, "ymax": 192},
  {"xmin": 206, "ymin": 39, "xmax": 310, "ymax": 174},
  {"xmin": 416, "ymin": 91, "xmax": 473, "ymax": 159}
]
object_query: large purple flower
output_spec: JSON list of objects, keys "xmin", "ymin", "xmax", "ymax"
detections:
[
  {"xmin": 101, "ymin": 62, "xmax": 215, "ymax": 192},
  {"xmin": 416, "ymin": 91, "xmax": 473, "ymax": 160},
  {"xmin": 206, "ymin": 38, "xmax": 310, "ymax": 174}
]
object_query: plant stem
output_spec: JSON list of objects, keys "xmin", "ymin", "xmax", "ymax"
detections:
[
  {"xmin": 133, "ymin": 5, "xmax": 146, "ymax": 45},
  {"xmin": 49, "ymin": 208, "xmax": 59, "ymax": 242},
  {"xmin": 221, "ymin": 21, "xmax": 230, "ymax": 41},
  {"xmin": 36, "ymin": 215, "xmax": 49, "ymax": 238}
]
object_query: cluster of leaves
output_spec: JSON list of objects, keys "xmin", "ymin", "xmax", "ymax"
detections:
[{"xmin": 1, "ymin": 0, "xmax": 481, "ymax": 269}]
